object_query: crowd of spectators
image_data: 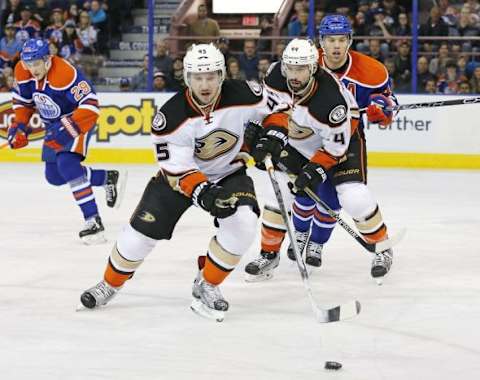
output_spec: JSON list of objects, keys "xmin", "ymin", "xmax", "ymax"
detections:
[{"xmin": 0, "ymin": 0, "xmax": 135, "ymax": 91}]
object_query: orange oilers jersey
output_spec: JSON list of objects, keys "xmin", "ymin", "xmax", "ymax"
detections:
[
  {"xmin": 12, "ymin": 56, "xmax": 100, "ymax": 133},
  {"xmin": 318, "ymin": 49, "xmax": 397, "ymax": 114}
]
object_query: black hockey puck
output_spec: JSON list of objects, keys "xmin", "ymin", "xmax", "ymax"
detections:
[{"xmin": 324, "ymin": 361, "xmax": 342, "ymax": 370}]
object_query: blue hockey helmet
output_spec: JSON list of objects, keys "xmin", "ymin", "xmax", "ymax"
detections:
[
  {"xmin": 319, "ymin": 15, "xmax": 353, "ymax": 37},
  {"xmin": 21, "ymin": 38, "xmax": 50, "ymax": 62}
]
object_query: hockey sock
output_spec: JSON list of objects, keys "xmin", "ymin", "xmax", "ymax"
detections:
[
  {"xmin": 260, "ymin": 205, "xmax": 287, "ymax": 253},
  {"xmin": 84, "ymin": 166, "xmax": 107, "ymax": 187},
  {"xmin": 104, "ymin": 244, "xmax": 143, "ymax": 287},
  {"xmin": 292, "ymin": 196, "xmax": 315, "ymax": 232},
  {"xmin": 354, "ymin": 205, "xmax": 388, "ymax": 243},
  {"xmin": 310, "ymin": 205, "xmax": 337, "ymax": 244},
  {"xmin": 204, "ymin": 237, "xmax": 242, "ymax": 285},
  {"xmin": 57, "ymin": 152, "xmax": 99, "ymax": 220}
]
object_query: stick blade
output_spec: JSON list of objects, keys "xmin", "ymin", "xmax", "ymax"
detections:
[{"xmin": 316, "ymin": 300, "xmax": 361, "ymax": 323}]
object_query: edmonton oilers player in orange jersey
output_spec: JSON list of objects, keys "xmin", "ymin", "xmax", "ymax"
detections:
[{"xmin": 7, "ymin": 39, "xmax": 127, "ymax": 244}]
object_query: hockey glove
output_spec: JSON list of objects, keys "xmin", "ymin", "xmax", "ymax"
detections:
[
  {"xmin": 7, "ymin": 122, "xmax": 31, "ymax": 149},
  {"xmin": 252, "ymin": 126, "xmax": 288, "ymax": 164},
  {"xmin": 44, "ymin": 117, "xmax": 81, "ymax": 150},
  {"xmin": 366, "ymin": 93, "xmax": 393, "ymax": 126},
  {"xmin": 192, "ymin": 182, "xmax": 239, "ymax": 219},
  {"xmin": 243, "ymin": 120, "xmax": 264, "ymax": 152},
  {"xmin": 295, "ymin": 162, "xmax": 328, "ymax": 191}
]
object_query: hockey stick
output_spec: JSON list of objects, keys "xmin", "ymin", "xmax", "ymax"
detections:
[
  {"xmin": 360, "ymin": 96, "xmax": 480, "ymax": 112},
  {"xmin": 264, "ymin": 155, "xmax": 361, "ymax": 323},
  {"xmin": 303, "ymin": 187, "xmax": 406, "ymax": 254}
]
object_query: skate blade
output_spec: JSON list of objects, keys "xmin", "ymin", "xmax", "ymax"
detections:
[
  {"xmin": 114, "ymin": 170, "xmax": 128, "ymax": 210},
  {"xmin": 81, "ymin": 232, "xmax": 107, "ymax": 245},
  {"xmin": 190, "ymin": 299, "xmax": 225, "ymax": 322},
  {"xmin": 244, "ymin": 271, "xmax": 274, "ymax": 282}
]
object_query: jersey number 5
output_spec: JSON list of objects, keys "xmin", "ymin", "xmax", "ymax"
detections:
[
  {"xmin": 71, "ymin": 80, "xmax": 92, "ymax": 101},
  {"xmin": 155, "ymin": 143, "xmax": 170, "ymax": 161}
]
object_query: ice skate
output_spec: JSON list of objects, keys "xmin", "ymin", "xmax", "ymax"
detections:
[
  {"xmin": 371, "ymin": 248, "xmax": 393, "ymax": 285},
  {"xmin": 286, "ymin": 230, "xmax": 309, "ymax": 261},
  {"xmin": 78, "ymin": 280, "xmax": 121, "ymax": 310},
  {"xmin": 305, "ymin": 240, "xmax": 323, "ymax": 267},
  {"xmin": 79, "ymin": 216, "xmax": 106, "ymax": 245},
  {"xmin": 191, "ymin": 268, "xmax": 229, "ymax": 322},
  {"xmin": 105, "ymin": 170, "xmax": 128, "ymax": 209},
  {"xmin": 244, "ymin": 251, "xmax": 280, "ymax": 282}
]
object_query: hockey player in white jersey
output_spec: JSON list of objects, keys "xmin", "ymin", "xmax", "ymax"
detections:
[
  {"xmin": 78, "ymin": 44, "xmax": 286, "ymax": 321},
  {"xmin": 244, "ymin": 38, "xmax": 364, "ymax": 281}
]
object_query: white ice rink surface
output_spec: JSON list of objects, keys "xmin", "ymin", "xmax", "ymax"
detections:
[{"xmin": 1, "ymin": 163, "xmax": 480, "ymax": 380}]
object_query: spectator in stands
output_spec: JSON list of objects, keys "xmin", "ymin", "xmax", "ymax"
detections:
[
  {"xmin": 48, "ymin": 41, "xmax": 61, "ymax": 56},
  {"xmin": 14, "ymin": 5, "xmax": 41, "ymax": 44},
  {"xmin": 429, "ymin": 42, "xmax": 450, "ymax": 76},
  {"xmin": 0, "ymin": 50, "xmax": 12, "ymax": 71},
  {"xmin": 467, "ymin": 0, "xmax": 480, "ymax": 14},
  {"xmin": 368, "ymin": 38, "xmax": 386, "ymax": 63},
  {"xmin": 89, "ymin": 0, "xmax": 108, "ymax": 53},
  {"xmin": 170, "ymin": 56, "xmax": 185, "ymax": 91},
  {"xmin": 61, "ymin": 20, "xmax": 83, "ymax": 64},
  {"xmin": 425, "ymin": 78, "xmax": 437, "ymax": 94},
  {"xmin": 226, "ymin": 57, "xmax": 246, "ymax": 80},
  {"xmin": 325, "ymin": 0, "xmax": 356, "ymax": 15},
  {"xmin": 0, "ymin": 23, "xmax": 22, "ymax": 61},
  {"xmin": 393, "ymin": 40, "xmax": 411, "ymax": 92},
  {"xmin": 367, "ymin": 7, "xmax": 393, "ymax": 53},
  {"xmin": 289, "ymin": 0, "xmax": 308, "ymax": 22},
  {"xmin": 187, "ymin": 3, "xmax": 220, "ymax": 43},
  {"xmin": 469, "ymin": 66, "xmax": 480, "ymax": 93},
  {"xmin": 288, "ymin": 10, "xmax": 308, "ymax": 37},
  {"xmin": 458, "ymin": 80, "xmax": 472, "ymax": 94},
  {"xmin": 416, "ymin": 56, "xmax": 435, "ymax": 93},
  {"xmin": 457, "ymin": 55, "xmax": 468, "ymax": 78},
  {"xmin": 131, "ymin": 54, "xmax": 155, "ymax": 91},
  {"xmin": 45, "ymin": 8, "xmax": 65, "ymax": 44},
  {"xmin": 119, "ymin": 77, "xmax": 130, "ymax": 91},
  {"xmin": 217, "ymin": 37, "xmax": 233, "ymax": 63},
  {"xmin": 395, "ymin": 12, "xmax": 411, "ymax": 36},
  {"xmin": 315, "ymin": 10, "xmax": 325, "ymax": 30},
  {"xmin": 0, "ymin": 74, "xmax": 9, "ymax": 92},
  {"xmin": 77, "ymin": 11, "xmax": 97, "ymax": 54},
  {"xmin": 353, "ymin": 11, "xmax": 368, "ymax": 37},
  {"xmin": 32, "ymin": 0, "xmax": 50, "ymax": 30},
  {"xmin": 153, "ymin": 71, "xmax": 170, "ymax": 92},
  {"xmin": 272, "ymin": 40, "xmax": 286, "ymax": 61},
  {"xmin": 257, "ymin": 16, "xmax": 273, "ymax": 53},
  {"xmin": 67, "ymin": 3, "xmax": 80, "ymax": 24},
  {"xmin": 383, "ymin": 57, "xmax": 397, "ymax": 90},
  {"xmin": 238, "ymin": 39, "xmax": 259, "ymax": 80},
  {"xmin": 153, "ymin": 39, "xmax": 173, "ymax": 79},
  {"xmin": 1, "ymin": 0, "xmax": 22, "ymax": 29},
  {"xmin": 257, "ymin": 57, "xmax": 270, "ymax": 82},
  {"xmin": 437, "ymin": 60, "xmax": 461, "ymax": 94},
  {"xmin": 419, "ymin": 6, "xmax": 449, "ymax": 51}
]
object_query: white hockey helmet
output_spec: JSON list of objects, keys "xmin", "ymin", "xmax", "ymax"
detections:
[
  {"xmin": 281, "ymin": 38, "xmax": 319, "ymax": 74},
  {"xmin": 183, "ymin": 43, "xmax": 226, "ymax": 87}
]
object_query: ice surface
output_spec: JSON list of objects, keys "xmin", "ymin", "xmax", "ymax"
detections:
[{"xmin": 1, "ymin": 164, "xmax": 479, "ymax": 380}]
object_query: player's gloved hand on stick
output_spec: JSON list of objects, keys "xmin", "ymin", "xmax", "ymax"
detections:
[
  {"xmin": 366, "ymin": 93, "xmax": 393, "ymax": 125},
  {"xmin": 243, "ymin": 120, "xmax": 264, "ymax": 152},
  {"xmin": 44, "ymin": 117, "xmax": 81, "ymax": 150},
  {"xmin": 251, "ymin": 126, "xmax": 288, "ymax": 164},
  {"xmin": 193, "ymin": 182, "xmax": 239, "ymax": 219},
  {"xmin": 295, "ymin": 162, "xmax": 328, "ymax": 191},
  {"xmin": 7, "ymin": 122, "xmax": 30, "ymax": 149}
]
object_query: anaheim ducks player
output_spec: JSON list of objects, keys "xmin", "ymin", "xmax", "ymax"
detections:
[
  {"xmin": 244, "ymin": 38, "xmax": 360, "ymax": 281},
  {"xmin": 79, "ymin": 44, "xmax": 285, "ymax": 321}
]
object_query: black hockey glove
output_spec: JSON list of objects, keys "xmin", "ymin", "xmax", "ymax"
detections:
[
  {"xmin": 192, "ymin": 182, "xmax": 239, "ymax": 219},
  {"xmin": 244, "ymin": 120, "xmax": 264, "ymax": 152},
  {"xmin": 251, "ymin": 126, "xmax": 288, "ymax": 164},
  {"xmin": 294, "ymin": 162, "xmax": 328, "ymax": 191}
]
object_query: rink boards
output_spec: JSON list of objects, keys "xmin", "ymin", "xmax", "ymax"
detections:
[{"xmin": 0, "ymin": 92, "xmax": 479, "ymax": 169}]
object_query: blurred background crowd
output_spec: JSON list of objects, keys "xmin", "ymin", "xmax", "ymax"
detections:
[{"xmin": 1, "ymin": 0, "xmax": 480, "ymax": 94}]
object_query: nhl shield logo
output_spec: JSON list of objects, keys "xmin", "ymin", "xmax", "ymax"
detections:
[
  {"xmin": 329, "ymin": 105, "xmax": 347, "ymax": 124},
  {"xmin": 152, "ymin": 111, "xmax": 166, "ymax": 132}
]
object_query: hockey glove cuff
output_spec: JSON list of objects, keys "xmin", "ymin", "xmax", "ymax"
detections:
[
  {"xmin": 252, "ymin": 126, "xmax": 288, "ymax": 164},
  {"xmin": 192, "ymin": 182, "xmax": 239, "ymax": 219},
  {"xmin": 366, "ymin": 94, "xmax": 393, "ymax": 126},
  {"xmin": 295, "ymin": 162, "xmax": 328, "ymax": 191},
  {"xmin": 7, "ymin": 122, "xmax": 31, "ymax": 149}
]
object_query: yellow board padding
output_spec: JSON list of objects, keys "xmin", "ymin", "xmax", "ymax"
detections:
[{"xmin": 1, "ymin": 148, "xmax": 480, "ymax": 169}]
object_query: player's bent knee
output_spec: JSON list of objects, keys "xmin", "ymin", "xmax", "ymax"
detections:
[
  {"xmin": 336, "ymin": 182, "xmax": 377, "ymax": 219},
  {"xmin": 217, "ymin": 206, "xmax": 258, "ymax": 254},
  {"xmin": 117, "ymin": 224, "xmax": 157, "ymax": 261}
]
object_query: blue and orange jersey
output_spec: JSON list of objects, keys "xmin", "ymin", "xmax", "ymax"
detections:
[
  {"xmin": 12, "ymin": 55, "xmax": 100, "ymax": 133},
  {"xmin": 318, "ymin": 49, "xmax": 397, "ymax": 115}
]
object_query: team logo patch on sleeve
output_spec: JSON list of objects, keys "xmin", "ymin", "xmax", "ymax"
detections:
[
  {"xmin": 152, "ymin": 111, "xmax": 166, "ymax": 132},
  {"xmin": 246, "ymin": 80, "xmax": 263, "ymax": 96},
  {"xmin": 329, "ymin": 105, "xmax": 347, "ymax": 124}
]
